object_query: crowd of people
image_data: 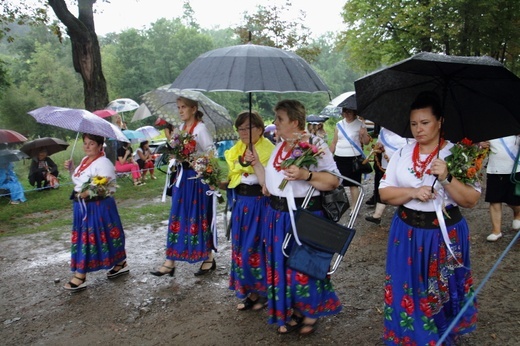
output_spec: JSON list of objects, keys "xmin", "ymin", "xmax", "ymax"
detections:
[{"xmin": 4, "ymin": 90, "xmax": 519, "ymax": 344}]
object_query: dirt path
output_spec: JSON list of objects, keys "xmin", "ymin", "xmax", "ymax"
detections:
[{"xmin": 1, "ymin": 184, "xmax": 519, "ymax": 345}]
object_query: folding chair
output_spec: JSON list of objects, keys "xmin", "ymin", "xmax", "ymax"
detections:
[
  {"xmin": 282, "ymin": 171, "xmax": 363, "ymax": 278},
  {"xmin": 115, "ymin": 172, "xmax": 133, "ymax": 184}
]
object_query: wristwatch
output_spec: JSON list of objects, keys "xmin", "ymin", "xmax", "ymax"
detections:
[{"xmin": 439, "ymin": 173, "xmax": 453, "ymax": 186}]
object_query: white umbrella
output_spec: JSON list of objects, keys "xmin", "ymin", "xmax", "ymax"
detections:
[
  {"xmin": 106, "ymin": 98, "xmax": 140, "ymax": 113},
  {"xmin": 136, "ymin": 126, "xmax": 161, "ymax": 140},
  {"xmin": 320, "ymin": 91, "xmax": 356, "ymax": 117},
  {"xmin": 131, "ymin": 103, "xmax": 153, "ymax": 122}
]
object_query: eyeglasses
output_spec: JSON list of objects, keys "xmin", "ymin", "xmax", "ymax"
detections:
[{"xmin": 237, "ymin": 126, "xmax": 256, "ymax": 132}]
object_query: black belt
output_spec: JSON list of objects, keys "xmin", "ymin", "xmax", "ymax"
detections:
[
  {"xmin": 397, "ymin": 205, "xmax": 462, "ymax": 229},
  {"xmin": 180, "ymin": 161, "xmax": 192, "ymax": 170},
  {"xmin": 235, "ymin": 184, "xmax": 263, "ymax": 196},
  {"xmin": 269, "ymin": 195, "xmax": 323, "ymax": 212}
]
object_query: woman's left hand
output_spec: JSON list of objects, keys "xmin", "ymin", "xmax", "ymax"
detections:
[
  {"xmin": 430, "ymin": 158, "xmax": 449, "ymax": 181},
  {"xmin": 283, "ymin": 165, "xmax": 306, "ymax": 181}
]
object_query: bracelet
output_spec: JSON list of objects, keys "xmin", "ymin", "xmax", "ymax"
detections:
[
  {"xmin": 305, "ymin": 171, "xmax": 313, "ymax": 181},
  {"xmin": 439, "ymin": 173, "xmax": 453, "ymax": 186}
]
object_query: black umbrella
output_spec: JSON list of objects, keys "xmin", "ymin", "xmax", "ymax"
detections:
[
  {"xmin": 0, "ymin": 149, "xmax": 29, "ymax": 164},
  {"xmin": 171, "ymin": 42, "xmax": 330, "ymax": 164},
  {"xmin": 20, "ymin": 137, "xmax": 69, "ymax": 158},
  {"xmin": 355, "ymin": 52, "xmax": 520, "ymax": 142}
]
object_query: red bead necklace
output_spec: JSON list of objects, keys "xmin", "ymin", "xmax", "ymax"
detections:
[
  {"xmin": 74, "ymin": 151, "xmax": 104, "ymax": 177},
  {"xmin": 273, "ymin": 142, "xmax": 293, "ymax": 171},
  {"xmin": 411, "ymin": 139, "xmax": 444, "ymax": 179}
]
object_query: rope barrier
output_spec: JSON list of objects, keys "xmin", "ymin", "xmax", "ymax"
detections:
[
  {"xmin": 436, "ymin": 230, "xmax": 520, "ymax": 345},
  {"xmin": 1, "ymin": 167, "xmax": 162, "ymax": 198}
]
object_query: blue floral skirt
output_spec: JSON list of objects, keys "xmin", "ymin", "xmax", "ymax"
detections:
[
  {"xmin": 228, "ymin": 194, "xmax": 270, "ymax": 298},
  {"xmin": 70, "ymin": 197, "xmax": 126, "ymax": 273},
  {"xmin": 166, "ymin": 168, "xmax": 213, "ymax": 263},
  {"xmin": 264, "ymin": 206, "xmax": 342, "ymax": 326},
  {"xmin": 383, "ymin": 213, "xmax": 478, "ymax": 345}
]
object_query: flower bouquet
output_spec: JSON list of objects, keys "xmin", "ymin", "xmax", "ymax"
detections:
[
  {"xmin": 80, "ymin": 175, "xmax": 116, "ymax": 198},
  {"xmin": 169, "ymin": 131, "xmax": 197, "ymax": 162},
  {"xmin": 278, "ymin": 140, "xmax": 324, "ymax": 190},
  {"xmin": 444, "ymin": 137, "xmax": 489, "ymax": 185},
  {"xmin": 189, "ymin": 151, "xmax": 225, "ymax": 202}
]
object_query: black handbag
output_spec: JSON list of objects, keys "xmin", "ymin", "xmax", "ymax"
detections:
[
  {"xmin": 511, "ymin": 148, "xmax": 520, "ymax": 196},
  {"xmin": 352, "ymin": 156, "xmax": 373, "ymax": 174},
  {"xmin": 321, "ymin": 186, "xmax": 350, "ymax": 222}
]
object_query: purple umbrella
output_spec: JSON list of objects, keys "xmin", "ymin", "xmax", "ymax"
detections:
[{"xmin": 28, "ymin": 106, "xmax": 129, "ymax": 142}]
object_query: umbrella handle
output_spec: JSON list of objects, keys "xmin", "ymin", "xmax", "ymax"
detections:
[
  {"xmin": 68, "ymin": 132, "xmax": 80, "ymax": 174},
  {"xmin": 238, "ymin": 155, "xmax": 251, "ymax": 167},
  {"xmin": 238, "ymin": 142, "xmax": 253, "ymax": 167}
]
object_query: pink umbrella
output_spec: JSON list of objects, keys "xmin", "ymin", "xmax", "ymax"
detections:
[
  {"xmin": 0, "ymin": 129, "xmax": 28, "ymax": 143},
  {"xmin": 93, "ymin": 109, "xmax": 118, "ymax": 118}
]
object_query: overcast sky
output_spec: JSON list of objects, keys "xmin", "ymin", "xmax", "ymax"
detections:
[{"xmin": 93, "ymin": 0, "xmax": 347, "ymax": 37}]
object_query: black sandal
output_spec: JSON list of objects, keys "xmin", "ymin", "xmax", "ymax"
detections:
[
  {"xmin": 299, "ymin": 319, "xmax": 318, "ymax": 335},
  {"xmin": 64, "ymin": 275, "xmax": 87, "ymax": 292},
  {"xmin": 107, "ymin": 261, "xmax": 130, "ymax": 279},
  {"xmin": 277, "ymin": 315, "xmax": 303, "ymax": 335},
  {"xmin": 237, "ymin": 296, "xmax": 267, "ymax": 311}
]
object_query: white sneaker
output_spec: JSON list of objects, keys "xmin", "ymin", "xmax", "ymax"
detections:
[
  {"xmin": 512, "ymin": 219, "xmax": 520, "ymax": 230},
  {"xmin": 486, "ymin": 233, "xmax": 503, "ymax": 242}
]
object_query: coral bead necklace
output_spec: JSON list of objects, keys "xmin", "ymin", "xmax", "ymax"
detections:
[
  {"xmin": 411, "ymin": 139, "xmax": 444, "ymax": 179},
  {"xmin": 273, "ymin": 142, "xmax": 293, "ymax": 171}
]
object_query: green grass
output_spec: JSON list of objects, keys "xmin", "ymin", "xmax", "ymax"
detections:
[
  {"xmin": 0, "ymin": 172, "xmax": 173, "ymax": 237},
  {"xmin": 2, "ymin": 138, "xmax": 230, "ymax": 237}
]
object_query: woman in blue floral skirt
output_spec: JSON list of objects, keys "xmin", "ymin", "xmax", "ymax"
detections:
[
  {"xmin": 250, "ymin": 100, "xmax": 342, "ymax": 335},
  {"xmin": 379, "ymin": 91, "xmax": 479, "ymax": 344},
  {"xmin": 226, "ymin": 111, "xmax": 274, "ymax": 310},
  {"xmin": 63, "ymin": 133, "xmax": 128, "ymax": 292},
  {"xmin": 150, "ymin": 96, "xmax": 216, "ymax": 277}
]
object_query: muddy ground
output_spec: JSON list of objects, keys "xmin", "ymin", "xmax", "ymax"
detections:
[{"xmin": 1, "ymin": 179, "xmax": 519, "ymax": 346}]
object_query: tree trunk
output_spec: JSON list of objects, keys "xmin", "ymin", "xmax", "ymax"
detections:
[{"xmin": 47, "ymin": 0, "xmax": 108, "ymax": 111}]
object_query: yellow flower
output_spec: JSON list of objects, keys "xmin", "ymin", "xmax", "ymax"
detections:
[{"xmin": 92, "ymin": 176, "xmax": 108, "ymax": 186}]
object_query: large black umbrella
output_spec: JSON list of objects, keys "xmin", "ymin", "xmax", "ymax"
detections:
[
  {"xmin": 171, "ymin": 42, "xmax": 330, "ymax": 164},
  {"xmin": 355, "ymin": 52, "xmax": 520, "ymax": 142},
  {"xmin": 20, "ymin": 137, "xmax": 69, "ymax": 158},
  {"xmin": 171, "ymin": 43, "xmax": 329, "ymax": 94}
]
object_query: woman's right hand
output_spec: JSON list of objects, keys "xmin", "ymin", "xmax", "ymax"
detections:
[
  {"xmin": 414, "ymin": 185, "xmax": 435, "ymax": 202},
  {"xmin": 64, "ymin": 160, "xmax": 73, "ymax": 171}
]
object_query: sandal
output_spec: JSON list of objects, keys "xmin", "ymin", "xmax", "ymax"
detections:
[
  {"xmin": 237, "ymin": 296, "xmax": 267, "ymax": 311},
  {"xmin": 107, "ymin": 261, "xmax": 130, "ymax": 279},
  {"xmin": 299, "ymin": 319, "xmax": 318, "ymax": 335},
  {"xmin": 64, "ymin": 275, "xmax": 87, "ymax": 292},
  {"xmin": 277, "ymin": 315, "xmax": 303, "ymax": 335}
]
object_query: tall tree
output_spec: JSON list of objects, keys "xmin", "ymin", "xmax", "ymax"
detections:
[
  {"xmin": 47, "ymin": 0, "xmax": 107, "ymax": 110},
  {"xmin": 2, "ymin": 0, "xmax": 109, "ymax": 111}
]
